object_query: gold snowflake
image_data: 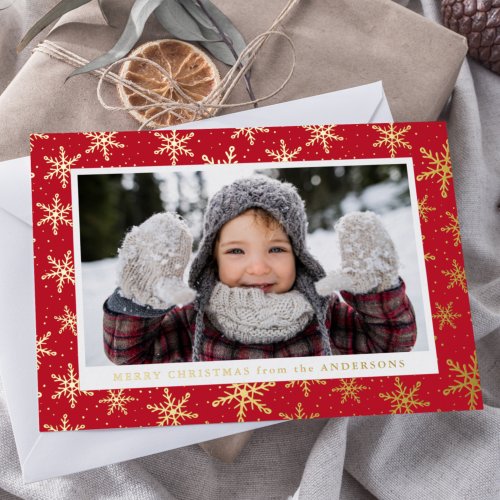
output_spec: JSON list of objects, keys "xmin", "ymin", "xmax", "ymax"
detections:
[
  {"xmin": 443, "ymin": 354, "xmax": 481, "ymax": 410},
  {"xmin": 84, "ymin": 132, "xmax": 125, "ymax": 161},
  {"xmin": 304, "ymin": 125, "xmax": 344, "ymax": 153},
  {"xmin": 372, "ymin": 124, "xmax": 412, "ymax": 158},
  {"xmin": 51, "ymin": 363, "xmax": 94, "ymax": 409},
  {"xmin": 432, "ymin": 302, "xmax": 462, "ymax": 330},
  {"xmin": 30, "ymin": 133, "xmax": 49, "ymax": 152},
  {"xmin": 43, "ymin": 146, "xmax": 81, "ymax": 188},
  {"xmin": 230, "ymin": 127, "xmax": 269, "ymax": 145},
  {"xmin": 418, "ymin": 195, "xmax": 436, "ymax": 223},
  {"xmin": 153, "ymin": 130, "xmax": 194, "ymax": 165},
  {"xmin": 417, "ymin": 141, "xmax": 452, "ymax": 198},
  {"xmin": 279, "ymin": 402, "xmax": 320, "ymax": 420},
  {"xmin": 36, "ymin": 331, "xmax": 56, "ymax": 369},
  {"xmin": 422, "ymin": 235, "xmax": 436, "ymax": 262},
  {"xmin": 36, "ymin": 193, "xmax": 72, "ymax": 235},
  {"xmin": 441, "ymin": 259, "xmax": 467, "ymax": 293},
  {"xmin": 41, "ymin": 250, "xmax": 75, "ymax": 293},
  {"xmin": 99, "ymin": 389, "xmax": 136, "ymax": 415},
  {"xmin": 43, "ymin": 413, "xmax": 85, "ymax": 432},
  {"xmin": 379, "ymin": 377, "xmax": 431, "ymax": 414},
  {"xmin": 285, "ymin": 379, "xmax": 327, "ymax": 397},
  {"xmin": 212, "ymin": 382, "xmax": 276, "ymax": 422},
  {"xmin": 265, "ymin": 139, "xmax": 302, "ymax": 162},
  {"xmin": 441, "ymin": 211, "xmax": 461, "ymax": 247},
  {"xmin": 147, "ymin": 388, "xmax": 198, "ymax": 426},
  {"xmin": 54, "ymin": 305, "xmax": 77, "ymax": 335},
  {"xmin": 331, "ymin": 378, "xmax": 368, "ymax": 403},
  {"xmin": 202, "ymin": 145, "xmax": 237, "ymax": 164}
]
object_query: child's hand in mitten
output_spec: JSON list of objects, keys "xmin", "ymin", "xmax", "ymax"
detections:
[
  {"xmin": 117, "ymin": 212, "xmax": 196, "ymax": 309},
  {"xmin": 316, "ymin": 211, "xmax": 400, "ymax": 295}
]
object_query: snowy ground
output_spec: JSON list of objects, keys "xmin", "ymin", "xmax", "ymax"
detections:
[{"xmin": 81, "ymin": 205, "xmax": 430, "ymax": 367}]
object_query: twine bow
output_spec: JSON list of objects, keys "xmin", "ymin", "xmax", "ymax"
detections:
[{"xmin": 35, "ymin": 0, "xmax": 300, "ymax": 130}]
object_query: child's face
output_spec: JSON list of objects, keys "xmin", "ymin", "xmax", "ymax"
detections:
[{"xmin": 215, "ymin": 211, "xmax": 296, "ymax": 294}]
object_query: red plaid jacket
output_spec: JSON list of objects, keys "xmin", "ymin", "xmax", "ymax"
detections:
[{"xmin": 103, "ymin": 281, "xmax": 417, "ymax": 364}]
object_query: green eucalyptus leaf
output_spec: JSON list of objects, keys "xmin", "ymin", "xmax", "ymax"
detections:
[
  {"xmin": 154, "ymin": 0, "xmax": 219, "ymax": 42},
  {"xmin": 195, "ymin": 0, "xmax": 246, "ymax": 55},
  {"xmin": 156, "ymin": 0, "xmax": 246, "ymax": 66},
  {"xmin": 17, "ymin": 0, "xmax": 92, "ymax": 52},
  {"xmin": 68, "ymin": 0, "xmax": 164, "ymax": 79},
  {"xmin": 199, "ymin": 40, "xmax": 238, "ymax": 65},
  {"xmin": 178, "ymin": 0, "xmax": 216, "ymax": 31},
  {"xmin": 179, "ymin": 0, "xmax": 247, "ymax": 65},
  {"xmin": 97, "ymin": 0, "xmax": 111, "ymax": 26}
]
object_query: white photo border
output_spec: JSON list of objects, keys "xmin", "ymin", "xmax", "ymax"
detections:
[{"xmin": 71, "ymin": 158, "xmax": 438, "ymax": 391}]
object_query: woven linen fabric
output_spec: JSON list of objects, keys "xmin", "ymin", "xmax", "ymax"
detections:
[{"xmin": 0, "ymin": 1, "xmax": 499, "ymax": 499}]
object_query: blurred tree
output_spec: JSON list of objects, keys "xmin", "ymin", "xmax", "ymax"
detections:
[
  {"xmin": 162, "ymin": 171, "xmax": 208, "ymax": 249},
  {"xmin": 124, "ymin": 173, "xmax": 164, "ymax": 227},
  {"xmin": 78, "ymin": 174, "xmax": 123, "ymax": 262},
  {"xmin": 271, "ymin": 164, "xmax": 409, "ymax": 232},
  {"xmin": 195, "ymin": 170, "xmax": 208, "ymax": 214},
  {"xmin": 78, "ymin": 173, "xmax": 164, "ymax": 261},
  {"xmin": 191, "ymin": 171, "xmax": 208, "ymax": 250}
]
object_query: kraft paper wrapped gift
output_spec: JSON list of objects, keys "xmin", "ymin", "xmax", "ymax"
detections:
[{"xmin": 0, "ymin": 0, "xmax": 467, "ymax": 162}]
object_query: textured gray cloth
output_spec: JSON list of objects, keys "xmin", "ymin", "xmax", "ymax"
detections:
[
  {"xmin": 188, "ymin": 174, "xmax": 332, "ymax": 360},
  {"xmin": 1, "ymin": 1, "xmax": 499, "ymax": 499}
]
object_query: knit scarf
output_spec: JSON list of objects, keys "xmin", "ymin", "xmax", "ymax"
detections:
[{"xmin": 206, "ymin": 282, "xmax": 315, "ymax": 344}]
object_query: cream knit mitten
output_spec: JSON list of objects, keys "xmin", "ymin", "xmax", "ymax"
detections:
[
  {"xmin": 117, "ymin": 212, "xmax": 196, "ymax": 309},
  {"xmin": 316, "ymin": 211, "xmax": 400, "ymax": 295}
]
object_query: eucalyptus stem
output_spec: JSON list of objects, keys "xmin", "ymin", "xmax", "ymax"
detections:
[{"xmin": 194, "ymin": 0, "xmax": 257, "ymax": 106}]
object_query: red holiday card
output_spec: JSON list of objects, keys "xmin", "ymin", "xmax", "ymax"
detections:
[{"xmin": 30, "ymin": 122, "xmax": 481, "ymax": 431}]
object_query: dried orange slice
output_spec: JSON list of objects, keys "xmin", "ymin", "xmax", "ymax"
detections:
[{"xmin": 117, "ymin": 39, "xmax": 220, "ymax": 128}]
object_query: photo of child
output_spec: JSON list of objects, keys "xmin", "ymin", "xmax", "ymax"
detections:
[{"xmin": 102, "ymin": 173, "xmax": 417, "ymax": 364}]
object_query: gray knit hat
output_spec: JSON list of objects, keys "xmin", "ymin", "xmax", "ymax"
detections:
[{"xmin": 188, "ymin": 175, "xmax": 333, "ymax": 361}]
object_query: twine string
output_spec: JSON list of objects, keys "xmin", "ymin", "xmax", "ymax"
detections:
[
  {"xmin": 214, "ymin": 0, "xmax": 300, "ymax": 105},
  {"xmin": 34, "ymin": 0, "xmax": 300, "ymax": 129}
]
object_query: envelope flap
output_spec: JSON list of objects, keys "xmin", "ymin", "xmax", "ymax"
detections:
[
  {"xmin": 174, "ymin": 82, "xmax": 387, "ymax": 130},
  {"xmin": 0, "ymin": 156, "xmax": 32, "ymax": 226},
  {"xmin": 368, "ymin": 82, "xmax": 393, "ymax": 123},
  {"xmin": 22, "ymin": 420, "xmax": 273, "ymax": 483}
]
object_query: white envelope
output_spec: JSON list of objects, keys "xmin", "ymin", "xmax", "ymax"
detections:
[{"xmin": 0, "ymin": 81, "xmax": 392, "ymax": 482}]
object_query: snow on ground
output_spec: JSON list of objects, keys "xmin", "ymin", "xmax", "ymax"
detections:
[{"xmin": 82, "ymin": 206, "xmax": 429, "ymax": 367}]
